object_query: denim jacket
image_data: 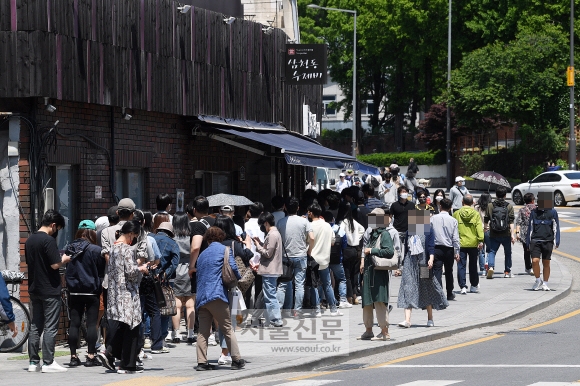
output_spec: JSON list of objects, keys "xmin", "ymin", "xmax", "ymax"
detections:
[{"xmin": 152, "ymin": 233, "xmax": 179, "ymax": 279}]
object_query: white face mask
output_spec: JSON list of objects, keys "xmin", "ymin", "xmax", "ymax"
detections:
[
  {"xmin": 436, "ymin": 196, "xmax": 443, "ymax": 201},
  {"xmin": 400, "ymin": 193, "xmax": 409, "ymax": 200}
]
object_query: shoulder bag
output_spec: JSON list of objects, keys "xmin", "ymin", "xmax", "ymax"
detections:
[
  {"xmin": 278, "ymin": 241, "xmax": 294, "ymax": 283},
  {"xmin": 159, "ymin": 282, "xmax": 177, "ymax": 316},
  {"xmin": 222, "ymin": 246, "xmax": 239, "ymax": 290},
  {"xmin": 371, "ymin": 234, "xmax": 399, "ymax": 271},
  {"xmin": 232, "ymin": 241, "xmax": 255, "ymax": 294}
]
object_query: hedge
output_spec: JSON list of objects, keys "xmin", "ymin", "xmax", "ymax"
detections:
[{"xmin": 358, "ymin": 150, "xmax": 446, "ymax": 167}]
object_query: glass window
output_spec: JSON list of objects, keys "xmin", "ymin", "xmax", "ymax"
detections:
[
  {"xmin": 549, "ymin": 174, "xmax": 562, "ymax": 182},
  {"xmin": 532, "ymin": 174, "xmax": 550, "ymax": 183},
  {"xmin": 323, "ymin": 95, "xmax": 336, "ymax": 116},
  {"xmin": 564, "ymin": 172, "xmax": 580, "ymax": 180},
  {"xmin": 116, "ymin": 169, "xmax": 144, "ymax": 209},
  {"xmin": 51, "ymin": 165, "xmax": 74, "ymax": 250},
  {"xmin": 212, "ymin": 173, "xmax": 231, "ymax": 194}
]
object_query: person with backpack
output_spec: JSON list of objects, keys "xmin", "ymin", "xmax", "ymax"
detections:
[
  {"xmin": 449, "ymin": 177, "xmax": 469, "ymax": 211},
  {"xmin": 322, "ymin": 211, "xmax": 349, "ymax": 309},
  {"xmin": 515, "ymin": 193, "xmax": 537, "ymax": 276},
  {"xmin": 484, "ymin": 186, "xmax": 515, "ymax": 279},
  {"xmin": 526, "ymin": 193, "xmax": 560, "ymax": 291}
]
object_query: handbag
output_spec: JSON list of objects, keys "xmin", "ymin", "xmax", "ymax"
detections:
[
  {"xmin": 371, "ymin": 234, "xmax": 399, "ymax": 271},
  {"xmin": 278, "ymin": 242, "xmax": 294, "ymax": 283},
  {"xmin": 159, "ymin": 283, "xmax": 177, "ymax": 316},
  {"xmin": 232, "ymin": 241, "xmax": 255, "ymax": 294},
  {"xmin": 153, "ymin": 278, "xmax": 166, "ymax": 308},
  {"xmin": 222, "ymin": 246, "xmax": 239, "ymax": 290},
  {"xmin": 419, "ymin": 263, "xmax": 434, "ymax": 279}
]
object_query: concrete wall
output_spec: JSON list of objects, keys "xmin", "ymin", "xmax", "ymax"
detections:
[{"xmin": 416, "ymin": 164, "xmax": 447, "ymax": 179}]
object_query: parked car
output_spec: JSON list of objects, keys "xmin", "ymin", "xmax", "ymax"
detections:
[{"xmin": 511, "ymin": 170, "xmax": 580, "ymax": 206}]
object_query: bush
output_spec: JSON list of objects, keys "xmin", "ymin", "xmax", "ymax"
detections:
[
  {"xmin": 358, "ymin": 150, "xmax": 446, "ymax": 167},
  {"xmin": 460, "ymin": 154, "xmax": 485, "ymax": 176}
]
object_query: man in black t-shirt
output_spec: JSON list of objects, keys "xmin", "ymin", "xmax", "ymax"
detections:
[
  {"xmin": 188, "ymin": 196, "xmax": 215, "ymax": 278},
  {"xmin": 25, "ymin": 210, "xmax": 71, "ymax": 372},
  {"xmin": 389, "ymin": 186, "xmax": 415, "ymax": 254}
]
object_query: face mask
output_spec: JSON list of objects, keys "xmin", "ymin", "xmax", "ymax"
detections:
[
  {"xmin": 52, "ymin": 228, "xmax": 59, "ymax": 239},
  {"xmin": 436, "ymin": 196, "xmax": 443, "ymax": 202},
  {"xmin": 260, "ymin": 225, "xmax": 267, "ymax": 234},
  {"xmin": 400, "ymin": 193, "xmax": 409, "ymax": 200},
  {"xmin": 419, "ymin": 197, "xmax": 427, "ymax": 204},
  {"xmin": 130, "ymin": 235, "xmax": 138, "ymax": 246}
]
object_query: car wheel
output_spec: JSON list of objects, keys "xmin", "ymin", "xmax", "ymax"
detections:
[
  {"xmin": 554, "ymin": 191, "xmax": 567, "ymax": 207},
  {"xmin": 512, "ymin": 190, "xmax": 523, "ymax": 205}
]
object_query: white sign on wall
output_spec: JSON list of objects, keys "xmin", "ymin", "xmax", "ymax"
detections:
[{"xmin": 95, "ymin": 186, "xmax": 102, "ymax": 199}]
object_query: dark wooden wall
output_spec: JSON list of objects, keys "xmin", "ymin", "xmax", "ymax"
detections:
[{"xmin": 0, "ymin": 0, "xmax": 321, "ymax": 132}]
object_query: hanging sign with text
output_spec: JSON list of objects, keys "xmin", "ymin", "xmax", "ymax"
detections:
[{"xmin": 285, "ymin": 44, "xmax": 327, "ymax": 85}]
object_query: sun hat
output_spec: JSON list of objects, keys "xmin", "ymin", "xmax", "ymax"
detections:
[{"xmin": 156, "ymin": 222, "xmax": 175, "ymax": 238}]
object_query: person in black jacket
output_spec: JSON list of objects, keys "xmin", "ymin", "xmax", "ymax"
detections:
[{"xmin": 64, "ymin": 220, "xmax": 106, "ymax": 367}]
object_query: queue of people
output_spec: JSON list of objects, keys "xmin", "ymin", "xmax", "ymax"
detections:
[{"xmin": 17, "ymin": 179, "xmax": 560, "ymax": 374}]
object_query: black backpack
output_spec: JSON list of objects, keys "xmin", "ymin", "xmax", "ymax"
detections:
[
  {"xmin": 490, "ymin": 200, "xmax": 510, "ymax": 232},
  {"xmin": 370, "ymin": 176, "xmax": 380, "ymax": 188},
  {"xmin": 329, "ymin": 228, "xmax": 343, "ymax": 265},
  {"xmin": 530, "ymin": 209, "xmax": 555, "ymax": 241}
]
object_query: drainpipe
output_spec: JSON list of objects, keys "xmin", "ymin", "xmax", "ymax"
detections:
[{"xmin": 110, "ymin": 106, "xmax": 116, "ymax": 200}]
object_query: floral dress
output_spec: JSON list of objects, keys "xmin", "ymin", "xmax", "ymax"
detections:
[{"xmin": 107, "ymin": 243, "xmax": 142, "ymax": 329}]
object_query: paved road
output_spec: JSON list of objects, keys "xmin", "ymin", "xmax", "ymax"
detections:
[{"xmin": 218, "ymin": 249, "xmax": 580, "ymax": 386}]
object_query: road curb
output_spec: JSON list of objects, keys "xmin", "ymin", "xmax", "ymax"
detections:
[{"xmin": 194, "ymin": 256, "xmax": 574, "ymax": 386}]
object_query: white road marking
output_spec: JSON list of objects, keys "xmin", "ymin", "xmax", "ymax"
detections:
[
  {"xmin": 393, "ymin": 381, "xmax": 462, "ymax": 386},
  {"xmin": 275, "ymin": 381, "xmax": 340, "ymax": 386},
  {"xmin": 527, "ymin": 383, "xmax": 580, "ymax": 386},
  {"xmin": 380, "ymin": 365, "xmax": 580, "ymax": 368}
]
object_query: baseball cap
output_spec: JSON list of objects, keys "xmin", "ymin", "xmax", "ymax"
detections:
[
  {"xmin": 339, "ymin": 173, "xmax": 346, "ymax": 177},
  {"xmin": 117, "ymin": 198, "xmax": 136, "ymax": 211},
  {"xmin": 78, "ymin": 219, "xmax": 96, "ymax": 230},
  {"xmin": 220, "ymin": 205, "xmax": 234, "ymax": 212},
  {"xmin": 455, "ymin": 176, "xmax": 465, "ymax": 182}
]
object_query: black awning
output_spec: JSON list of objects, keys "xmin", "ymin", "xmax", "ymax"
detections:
[{"xmin": 208, "ymin": 125, "xmax": 380, "ymax": 174}]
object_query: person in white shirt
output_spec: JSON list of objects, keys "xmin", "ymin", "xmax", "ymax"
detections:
[
  {"xmin": 336, "ymin": 202, "xmax": 365, "ymax": 305},
  {"xmin": 245, "ymin": 202, "xmax": 265, "ymax": 242},
  {"xmin": 307, "ymin": 202, "xmax": 342, "ymax": 317},
  {"xmin": 335, "ymin": 173, "xmax": 351, "ymax": 193}
]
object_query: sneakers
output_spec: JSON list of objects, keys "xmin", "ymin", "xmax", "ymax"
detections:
[
  {"xmin": 371, "ymin": 332, "xmax": 390, "ymax": 341},
  {"xmin": 97, "ymin": 352, "xmax": 116, "ymax": 371},
  {"xmin": 69, "ymin": 356, "xmax": 81, "ymax": 367},
  {"xmin": 356, "ymin": 331, "xmax": 374, "ymax": 340},
  {"xmin": 218, "ymin": 354, "xmax": 232, "ymax": 365},
  {"xmin": 504, "ymin": 272, "xmax": 514, "ymax": 278},
  {"xmin": 314, "ymin": 311, "xmax": 322, "ymax": 318},
  {"xmin": 329, "ymin": 310, "xmax": 344, "ymax": 317},
  {"xmin": 532, "ymin": 280, "xmax": 543, "ymax": 291},
  {"xmin": 187, "ymin": 337, "xmax": 196, "ymax": 345},
  {"xmin": 460, "ymin": 287, "xmax": 467, "ymax": 295},
  {"xmin": 231, "ymin": 358, "xmax": 246, "ymax": 370},
  {"xmin": 398, "ymin": 320, "xmax": 411, "ymax": 328},
  {"xmin": 270, "ymin": 320, "xmax": 284, "ymax": 328},
  {"xmin": 427, "ymin": 320, "xmax": 435, "ymax": 327},
  {"xmin": 138, "ymin": 350, "xmax": 153, "ymax": 361},
  {"xmin": 195, "ymin": 362, "xmax": 216, "ymax": 371},
  {"xmin": 85, "ymin": 355, "xmax": 101, "ymax": 367},
  {"xmin": 541, "ymin": 283, "xmax": 551, "ymax": 291},
  {"xmin": 117, "ymin": 366, "xmax": 144, "ymax": 374},
  {"xmin": 479, "ymin": 270, "xmax": 486, "ymax": 276},
  {"xmin": 207, "ymin": 334, "xmax": 218, "ymax": 346},
  {"xmin": 143, "ymin": 337, "xmax": 151, "ymax": 349},
  {"xmin": 150, "ymin": 347, "xmax": 170, "ymax": 354},
  {"xmin": 487, "ymin": 267, "xmax": 494, "ymax": 279},
  {"xmin": 339, "ymin": 301, "xmax": 353, "ymax": 309},
  {"xmin": 470, "ymin": 285, "xmax": 480, "ymax": 293},
  {"xmin": 42, "ymin": 360, "xmax": 68, "ymax": 373},
  {"xmin": 447, "ymin": 292, "xmax": 456, "ymax": 301},
  {"xmin": 172, "ymin": 337, "xmax": 181, "ymax": 344},
  {"xmin": 525, "ymin": 268, "xmax": 534, "ymax": 275},
  {"xmin": 293, "ymin": 310, "xmax": 305, "ymax": 320},
  {"xmin": 28, "ymin": 362, "xmax": 41, "ymax": 372}
]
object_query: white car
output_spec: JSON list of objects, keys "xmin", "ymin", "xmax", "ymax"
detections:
[{"xmin": 511, "ymin": 170, "xmax": 580, "ymax": 206}]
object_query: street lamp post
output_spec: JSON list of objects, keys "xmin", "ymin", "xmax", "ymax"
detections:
[
  {"xmin": 308, "ymin": 4, "xmax": 357, "ymax": 158},
  {"xmin": 569, "ymin": 0, "xmax": 576, "ymax": 170},
  {"xmin": 446, "ymin": 0, "xmax": 452, "ymax": 190}
]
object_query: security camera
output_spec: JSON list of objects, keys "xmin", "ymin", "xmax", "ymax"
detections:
[
  {"xmin": 178, "ymin": 5, "xmax": 191, "ymax": 13},
  {"xmin": 223, "ymin": 16, "xmax": 235, "ymax": 24},
  {"xmin": 44, "ymin": 97, "xmax": 56, "ymax": 113},
  {"xmin": 123, "ymin": 113, "xmax": 132, "ymax": 121}
]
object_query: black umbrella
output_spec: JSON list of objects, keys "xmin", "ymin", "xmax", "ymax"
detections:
[{"xmin": 470, "ymin": 171, "xmax": 511, "ymax": 190}]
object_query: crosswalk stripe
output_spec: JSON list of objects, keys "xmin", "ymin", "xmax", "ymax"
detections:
[
  {"xmin": 393, "ymin": 382, "xmax": 462, "ymax": 386},
  {"xmin": 274, "ymin": 380, "xmax": 340, "ymax": 386},
  {"xmin": 380, "ymin": 365, "xmax": 580, "ymax": 368},
  {"xmin": 527, "ymin": 383, "xmax": 580, "ymax": 386}
]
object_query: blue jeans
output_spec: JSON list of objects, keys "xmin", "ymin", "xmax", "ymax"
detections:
[
  {"xmin": 487, "ymin": 236, "xmax": 512, "ymax": 273},
  {"xmin": 262, "ymin": 276, "xmax": 282, "ymax": 324},
  {"xmin": 310, "ymin": 267, "xmax": 338, "ymax": 312},
  {"xmin": 329, "ymin": 263, "xmax": 347, "ymax": 303},
  {"xmin": 276, "ymin": 256, "xmax": 307, "ymax": 311}
]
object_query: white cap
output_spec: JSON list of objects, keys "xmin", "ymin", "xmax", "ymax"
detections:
[
  {"xmin": 339, "ymin": 173, "xmax": 346, "ymax": 177},
  {"xmin": 455, "ymin": 176, "xmax": 465, "ymax": 182}
]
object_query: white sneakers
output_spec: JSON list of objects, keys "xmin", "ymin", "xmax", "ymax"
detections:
[
  {"xmin": 28, "ymin": 363, "xmax": 40, "ymax": 372},
  {"xmin": 487, "ymin": 267, "xmax": 494, "ymax": 279},
  {"xmin": 330, "ymin": 310, "xmax": 344, "ymax": 317},
  {"xmin": 504, "ymin": 272, "xmax": 515, "ymax": 278},
  {"xmin": 218, "ymin": 354, "xmax": 232, "ymax": 365},
  {"xmin": 532, "ymin": 280, "xmax": 543, "ymax": 291},
  {"xmin": 470, "ymin": 285, "xmax": 480, "ymax": 293},
  {"xmin": 41, "ymin": 360, "xmax": 68, "ymax": 373},
  {"xmin": 339, "ymin": 301, "xmax": 353, "ymax": 309},
  {"xmin": 427, "ymin": 320, "xmax": 435, "ymax": 327},
  {"xmin": 460, "ymin": 287, "xmax": 468, "ymax": 295},
  {"xmin": 541, "ymin": 283, "xmax": 550, "ymax": 291},
  {"xmin": 207, "ymin": 334, "xmax": 218, "ymax": 346}
]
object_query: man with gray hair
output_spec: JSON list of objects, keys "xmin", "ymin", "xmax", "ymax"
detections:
[{"xmin": 452, "ymin": 194, "xmax": 484, "ymax": 294}]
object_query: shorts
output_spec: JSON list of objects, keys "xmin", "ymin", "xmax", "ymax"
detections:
[
  {"xmin": 530, "ymin": 241, "xmax": 553, "ymax": 260},
  {"xmin": 99, "ymin": 292, "xmax": 104, "ymax": 311}
]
